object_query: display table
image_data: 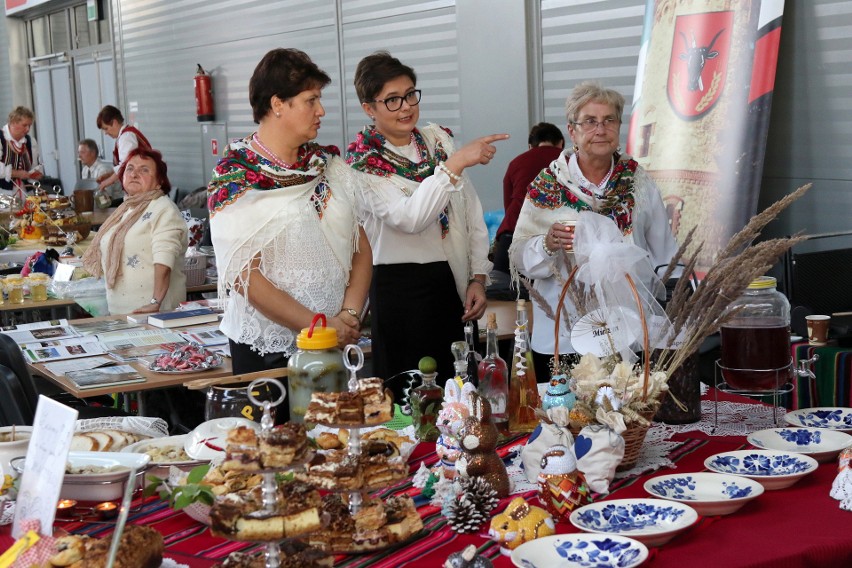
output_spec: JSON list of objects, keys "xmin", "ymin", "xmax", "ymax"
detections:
[
  {"xmin": 3, "ymin": 390, "xmax": 848, "ymax": 567},
  {"xmin": 28, "ymin": 316, "xmax": 233, "ymax": 399}
]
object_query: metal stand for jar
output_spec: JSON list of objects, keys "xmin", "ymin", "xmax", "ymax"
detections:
[
  {"xmin": 244, "ymin": 377, "xmax": 290, "ymax": 568},
  {"xmin": 713, "ymin": 354, "xmax": 819, "ymax": 431}
]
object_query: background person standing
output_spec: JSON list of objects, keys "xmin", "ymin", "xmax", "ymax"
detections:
[
  {"xmin": 492, "ymin": 122, "xmax": 564, "ymax": 275},
  {"xmin": 96, "ymin": 105, "xmax": 153, "ymax": 193},
  {"xmin": 1, "ymin": 106, "xmax": 44, "ymax": 199}
]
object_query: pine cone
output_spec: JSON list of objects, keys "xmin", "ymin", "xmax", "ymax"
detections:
[
  {"xmin": 446, "ymin": 495, "xmax": 487, "ymax": 534},
  {"xmin": 460, "ymin": 476, "xmax": 499, "ymax": 515}
]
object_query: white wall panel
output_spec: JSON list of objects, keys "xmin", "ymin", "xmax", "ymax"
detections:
[
  {"xmin": 540, "ymin": 0, "xmax": 645, "ymax": 143},
  {"xmin": 341, "ymin": 7, "xmax": 460, "ymax": 142},
  {"xmin": 0, "ymin": 15, "xmax": 13, "ymax": 113}
]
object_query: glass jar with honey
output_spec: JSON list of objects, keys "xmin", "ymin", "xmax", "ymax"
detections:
[
  {"xmin": 5, "ymin": 275, "xmax": 25, "ymax": 304},
  {"xmin": 27, "ymin": 272, "xmax": 50, "ymax": 302}
]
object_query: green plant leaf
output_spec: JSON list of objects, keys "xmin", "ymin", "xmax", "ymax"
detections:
[{"xmin": 186, "ymin": 463, "xmax": 211, "ymax": 484}]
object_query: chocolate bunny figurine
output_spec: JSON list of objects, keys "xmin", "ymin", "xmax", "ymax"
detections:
[{"xmin": 456, "ymin": 391, "xmax": 511, "ymax": 498}]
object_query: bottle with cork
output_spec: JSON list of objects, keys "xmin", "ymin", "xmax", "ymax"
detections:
[
  {"xmin": 508, "ymin": 299, "xmax": 540, "ymax": 432},
  {"xmin": 477, "ymin": 312, "xmax": 509, "ymax": 435}
]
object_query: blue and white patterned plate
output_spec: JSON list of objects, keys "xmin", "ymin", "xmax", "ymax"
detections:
[
  {"xmin": 511, "ymin": 534, "xmax": 648, "ymax": 568},
  {"xmin": 748, "ymin": 427, "xmax": 852, "ymax": 463},
  {"xmin": 569, "ymin": 498, "xmax": 698, "ymax": 547},
  {"xmin": 704, "ymin": 449, "xmax": 818, "ymax": 490},
  {"xmin": 643, "ymin": 472, "xmax": 764, "ymax": 516},
  {"xmin": 784, "ymin": 407, "xmax": 852, "ymax": 433}
]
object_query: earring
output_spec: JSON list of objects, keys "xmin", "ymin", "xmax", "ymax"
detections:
[
  {"xmin": 573, "ymin": 144, "xmax": 579, "ymax": 153},
  {"xmin": 275, "ymin": 112, "xmax": 281, "ymax": 118},
  {"xmin": 369, "ymin": 115, "xmax": 375, "ymax": 121}
]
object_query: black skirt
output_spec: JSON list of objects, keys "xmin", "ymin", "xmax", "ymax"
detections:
[{"xmin": 370, "ymin": 262, "xmax": 464, "ymax": 397}]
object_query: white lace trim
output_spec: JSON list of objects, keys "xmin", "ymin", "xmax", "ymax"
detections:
[{"xmin": 221, "ymin": 213, "xmax": 345, "ymax": 356}]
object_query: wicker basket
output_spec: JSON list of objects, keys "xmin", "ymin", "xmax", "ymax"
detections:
[
  {"xmin": 184, "ymin": 255, "xmax": 206, "ymax": 287},
  {"xmin": 555, "ymin": 266, "xmax": 659, "ymax": 471}
]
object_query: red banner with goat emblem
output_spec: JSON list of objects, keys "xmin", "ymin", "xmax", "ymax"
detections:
[{"xmin": 667, "ymin": 11, "xmax": 733, "ymax": 120}]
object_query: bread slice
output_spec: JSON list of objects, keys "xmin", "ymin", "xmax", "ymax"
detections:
[
  {"xmin": 70, "ymin": 433, "xmax": 98, "ymax": 452},
  {"xmin": 102, "ymin": 430, "xmax": 128, "ymax": 450},
  {"xmin": 87, "ymin": 432, "xmax": 113, "ymax": 452}
]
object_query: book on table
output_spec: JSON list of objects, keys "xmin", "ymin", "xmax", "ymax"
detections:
[
  {"xmin": 147, "ymin": 308, "xmax": 219, "ymax": 329},
  {"xmin": 65, "ymin": 365, "xmax": 146, "ymax": 390}
]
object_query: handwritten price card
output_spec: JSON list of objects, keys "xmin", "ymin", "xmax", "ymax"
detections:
[{"xmin": 12, "ymin": 396, "xmax": 78, "ymax": 537}]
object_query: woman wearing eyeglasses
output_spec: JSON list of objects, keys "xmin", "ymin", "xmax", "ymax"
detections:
[
  {"xmin": 510, "ymin": 80, "xmax": 678, "ymax": 382},
  {"xmin": 346, "ymin": 50, "xmax": 508, "ymax": 386}
]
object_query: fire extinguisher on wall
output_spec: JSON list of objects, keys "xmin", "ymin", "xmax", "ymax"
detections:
[{"xmin": 194, "ymin": 64, "xmax": 215, "ymax": 122}]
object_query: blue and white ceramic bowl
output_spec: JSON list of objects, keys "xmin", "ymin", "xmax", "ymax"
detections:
[
  {"xmin": 704, "ymin": 449, "xmax": 818, "ymax": 490},
  {"xmin": 569, "ymin": 498, "xmax": 698, "ymax": 547},
  {"xmin": 643, "ymin": 472, "xmax": 764, "ymax": 516},
  {"xmin": 784, "ymin": 407, "xmax": 852, "ymax": 433},
  {"xmin": 511, "ymin": 534, "xmax": 648, "ymax": 568},
  {"xmin": 748, "ymin": 427, "xmax": 852, "ymax": 463}
]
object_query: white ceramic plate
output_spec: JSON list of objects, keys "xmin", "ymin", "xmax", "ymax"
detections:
[
  {"xmin": 511, "ymin": 533, "xmax": 648, "ymax": 568},
  {"xmin": 748, "ymin": 427, "xmax": 852, "ymax": 463},
  {"xmin": 122, "ymin": 434, "xmax": 207, "ymax": 479},
  {"xmin": 184, "ymin": 417, "xmax": 260, "ymax": 461},
  {"xmin": 784, "ymin": 407, "xmax": 852, "ymax": 432},
  {"xmin": 569, "ymin": 498, "xmax": 698, "ymax": 547},
  {"xmin": 704, "ymin": 449, "xmax": 818, "ymax": 490},
  {"xmin": 644, "ymin": 472, "xmax": 764, "ymax": 516},
  {"xmin": 58, "ymin": 451, "xmax": 150, "ymax": 502}
]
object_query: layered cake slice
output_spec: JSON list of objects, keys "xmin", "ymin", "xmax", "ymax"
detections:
[
  {"xmin": 358, "ymin": 378, "xmax": 394, "ymax": 424},
  {"xmin": 303, "ymin": 378, "xmax": 394, "ymax": 426},
  {"xmin": 300, "ymin": 451, "xmax": 363, "ymax": 490},
  {"xmin": 383, "ymin": 495, "xmax": 423, "ymax": 543},
  {"xmin": 310, "ymin": 494, "xmax": 390, "ymax": 553},
  {"xmin": 259, "ymin": 422, "xmax": 308, "ymax": 467},
  {"xmin": 222, "ymin": 426, "xmax": 261, "ymax": 472},
  {"xmin": 213, "ymin": 540, "xmax": 331, "ymax": 568},
  {"xmin": 210, "ymin": 480, "xmax": 322, "ymax": 541}
]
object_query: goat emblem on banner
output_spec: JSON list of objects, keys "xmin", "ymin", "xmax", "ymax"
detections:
[{"xmin": 667, "ymin": 11, "xmax": 733, "ymax": 120}]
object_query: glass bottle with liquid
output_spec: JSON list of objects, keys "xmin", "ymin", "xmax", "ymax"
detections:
[
  {"xmin": 720, "ymin": 276, "xmax": 792, "ymax": 391},
  {"xmin": 477, "ymin": 313, "xmax": 509, "ymax": 435},
  {"xmin": 409, "ymin": 356, "xmax": 442, "ymax": 442},
  {"xmin": 508, "ymin": 299, "xmax": 541, "ymax": 432},
  {"xmin": 464, "ymin": 322, "xmax": 481, "ymax": 387}
]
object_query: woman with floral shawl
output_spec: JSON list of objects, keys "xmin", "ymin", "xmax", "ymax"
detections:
[
  {"xmin": 208, "ymin": 49, "xmax": 371, "ymax": 403},
  {"xmin": 346, "ymin": 51, "xmax": 507, "ymax": 385},
  {"xmin": 510, "ymin": 80, "xmax": 678, "ymax": 383}
]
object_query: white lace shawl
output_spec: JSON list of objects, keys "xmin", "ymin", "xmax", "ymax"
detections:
[{"xmin": 210, "ymin": 145, "xmax": 361, "ymax": 355}]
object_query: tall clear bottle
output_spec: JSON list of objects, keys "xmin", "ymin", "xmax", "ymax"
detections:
[
  {"xmin": 477, "ymin": 313, "xmax": 509, "ymax": 435},
  {"xmin": 464, "ymin": 322, "xmax": 481, "ymax": 387},
  {"xmin": 508, "ymin": 299, "xmax": 540, "ymax": 432}
]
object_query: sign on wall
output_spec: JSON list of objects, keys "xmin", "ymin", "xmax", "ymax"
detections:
[{"xmin": 627, "ymin": 0, "xmax": 785, "ymax": 273}]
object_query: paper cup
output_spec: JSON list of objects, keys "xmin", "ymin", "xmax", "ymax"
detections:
[{"xmin": 806, "ymin": 315, "xmax": 831, "ymax": 345}]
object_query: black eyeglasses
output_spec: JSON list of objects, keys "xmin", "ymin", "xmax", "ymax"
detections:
[{"xmin": 368, "ymin": 89, "xmax": 422, "ymax": 112}]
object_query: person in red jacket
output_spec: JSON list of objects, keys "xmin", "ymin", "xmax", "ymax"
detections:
[
  {"xmin": 96, "ymin": 105, "xmax": 153, "ymax": 196},
  {"xmin": 492, "ymin": 123, "xmax": 564, "ymax": 274}
]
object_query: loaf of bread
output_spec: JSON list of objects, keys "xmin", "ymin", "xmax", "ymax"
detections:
[{"xmin": 50, "ymin": 525, "xmax": 164, "ymax": 568}]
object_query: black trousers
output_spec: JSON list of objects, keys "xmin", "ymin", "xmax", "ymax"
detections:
[
  {"xmin": 370, "ymin": 262, "xmax": 464, "ymax": 399},
  {"xmin": 492, "ymin": 232, "xmax": 512, "ymax": 274}
]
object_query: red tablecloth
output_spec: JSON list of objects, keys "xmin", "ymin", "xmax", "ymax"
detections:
[{"xmin": 3, "ymin": 391, "xmax": 852, "ymax": 567}]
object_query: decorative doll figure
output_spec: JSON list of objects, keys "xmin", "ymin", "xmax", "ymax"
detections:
[
  {"xmin": 488, "ymin": 497, "xmax": 555, "ymax": 555},
  {"xmin": 537, "ymin": 444, "xmax": 591, "ymax": 521},
  {"xmin": 436, "ymin": 379, "xmax": 477, "ymax": 479},
  {"xmin": 542, "ymin": 373, "xmax": 576, "ymax": 411}
]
